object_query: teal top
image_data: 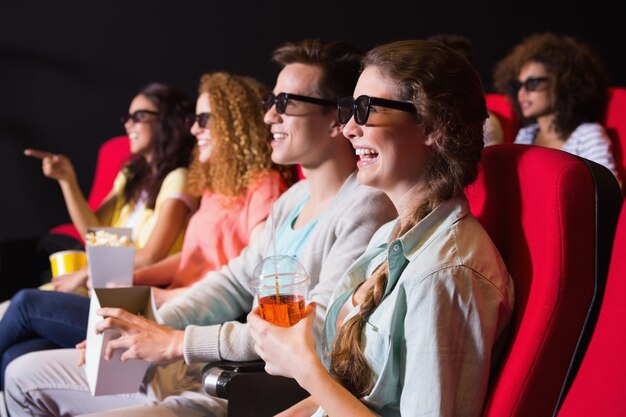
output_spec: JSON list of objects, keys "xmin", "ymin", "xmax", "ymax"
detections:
[
  {"xmin": 273, "ymin": 193, "xmax": 320, "ymax": 260},
  {"xmin": 314, "ymin": 196, "xmax": 515, "ymax": 417}
]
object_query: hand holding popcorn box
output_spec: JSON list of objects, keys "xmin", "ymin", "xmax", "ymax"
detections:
[
  {"xmin": 86, "ymin": 228, "xmax": 134, "ymax": 289},
  {"xmin": 85, "ymin": 286, "xmax": 157, "ymax": 395}
]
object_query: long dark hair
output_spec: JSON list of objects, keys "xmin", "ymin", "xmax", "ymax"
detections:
[
  {"xmin": 123, "ymin": 82, "xmax": 195, "ymax": 209},
  {"xmin": 329, "ymin": 40, "xmax": 487, "ymax": 398}
]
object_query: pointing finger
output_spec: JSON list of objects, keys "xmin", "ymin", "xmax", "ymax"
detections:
[{"xmin": 24, "ymin": 148, "xmax": 55, "ymax": 160}]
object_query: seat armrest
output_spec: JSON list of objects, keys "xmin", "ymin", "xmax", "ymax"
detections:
[
  {"xmin": 202, "ymin": 360, "xmax": 309, "ymax": 417},
  {"xmin": 202, "ymin": 360, "xmax": 266, "ymax": 397}
]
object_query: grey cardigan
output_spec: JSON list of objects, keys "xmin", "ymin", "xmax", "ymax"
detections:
[{"xmin": 158, "ymin": 172, "xmax": 397, "ymax": 364}]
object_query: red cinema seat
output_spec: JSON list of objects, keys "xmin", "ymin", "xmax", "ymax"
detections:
[
  {"xmin": 604, "ymin": 87, "xmax": 626, "ymax": 190},
  {"xmin": 465, "ymin": 144, "xmax": 622, "ymax": 417},
  {"xmin": 555, "ymin": 200, "xmax": 626, "ymax": 417}
]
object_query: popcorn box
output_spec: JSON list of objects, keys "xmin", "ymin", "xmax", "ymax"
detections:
[
  {"xmin": 85, "ymin": 286, "xmax": 157, "ymax": 396},
  {"xmin": 86, "ymin": 227, "xmax": 134, "ymax": 289}
]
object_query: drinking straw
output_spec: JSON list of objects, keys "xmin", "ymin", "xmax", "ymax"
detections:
[{"xmin": 270, "ymin": 207, "xmax": 280, "ymax": 301}]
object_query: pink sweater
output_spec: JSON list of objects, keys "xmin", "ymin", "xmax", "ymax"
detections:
[{"xmin": 168, "ymin": 170, "xmax": 287, "ymax": 289}]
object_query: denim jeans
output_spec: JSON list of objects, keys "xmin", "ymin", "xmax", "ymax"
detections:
[{"xmin": 0, "ymin": 289, "xmax": 89, "ymax": 389}]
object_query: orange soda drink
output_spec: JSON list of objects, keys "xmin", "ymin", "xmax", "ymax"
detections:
[
  {"xmin": 258, "ymin": 294, "xmax": 306, "ymax": 327},
  {"xmin": 252, "ymin": 255, "xmax": 309, "ymax": 327}
]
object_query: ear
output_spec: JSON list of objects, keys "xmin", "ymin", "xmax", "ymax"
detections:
[
  {"xmin": 420, "ymin": 123, "xmax": 438, "ymax": 146},
  {"xmin": 328, "ymin": 119, "xmax": 345, "ymax": 139},
  {"xmin": 423, "ymin": 131, "xmax": 439, "ymax": 147}
]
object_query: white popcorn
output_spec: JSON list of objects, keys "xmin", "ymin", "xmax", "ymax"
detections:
[{"xmin": 85, "ymin": 230, "xmax": 133, "ymax": 247}]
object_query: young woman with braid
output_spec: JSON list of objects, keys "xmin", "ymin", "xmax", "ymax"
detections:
[{"xmin": 249, "ymin": 39, "xmax": 515, "ymax": 417}]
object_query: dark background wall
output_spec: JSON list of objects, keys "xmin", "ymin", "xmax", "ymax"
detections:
[{"xmin": 1, "ymin": 0, "xmax": 624, "ymax": 242}]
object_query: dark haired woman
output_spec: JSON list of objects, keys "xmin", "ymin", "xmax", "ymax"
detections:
[{"xmin": 23, "ymin": 82, "xmax": 197, "ymax": 293}]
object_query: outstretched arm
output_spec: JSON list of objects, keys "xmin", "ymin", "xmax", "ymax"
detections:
[{"xmin": 24, "ymin": 148, "xmax": 114, "ymax": 236}]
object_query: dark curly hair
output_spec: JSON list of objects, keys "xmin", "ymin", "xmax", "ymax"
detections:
[
  {"xmin": 329, "ymin": 39, "xmax": 487, "ymax": 398},
  {"xmin": 122, "ymin": 82, "xmax": 196, "ymax": 209},
  {"xmin": 493, "ymin": 32, "xmax": 609, "ymax": 138}
]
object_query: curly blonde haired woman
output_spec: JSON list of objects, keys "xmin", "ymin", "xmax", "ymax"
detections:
[{"xmin": 135, "ymin": 72, "xmax": 295, "ymax": 305}]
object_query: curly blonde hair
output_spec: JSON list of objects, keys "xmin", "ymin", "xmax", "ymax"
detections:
[{"xmin": 186, "ymin": 72, "xmax": 293, "ymax": 200}]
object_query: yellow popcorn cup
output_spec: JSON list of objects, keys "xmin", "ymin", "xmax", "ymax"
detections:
[{"xmin": 49, "ymin": 250, "xmax": 88, "ymax": 277}]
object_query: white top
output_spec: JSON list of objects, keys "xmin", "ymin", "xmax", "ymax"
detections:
[{"xmin": 515, "ymin": 122, "xmax": 620, "ymax": 182}]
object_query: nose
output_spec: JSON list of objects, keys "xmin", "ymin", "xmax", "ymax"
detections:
[
  {"xmin": 517, "ymin": 86, "xmax": 528, "ymax": 99},
  {"xmin": 342, "ymin": 116, "xmax": 361, "ymax": 140},
  {"xmin": 190, "ymin": 121, "xmax": 201, "ymax": 136},
  {"xmin": 263, "ymin": 105, "xmax": 280, "ymax": 125}
]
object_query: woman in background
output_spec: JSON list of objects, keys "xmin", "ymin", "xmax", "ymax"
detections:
[{"xmin": 493, "ymin": 32, "xmax": 619, "ymax": 182}]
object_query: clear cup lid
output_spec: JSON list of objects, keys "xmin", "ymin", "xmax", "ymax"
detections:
[{"xmin": 250, "ymin": 254, "xmax": 309, "ymax": 291}]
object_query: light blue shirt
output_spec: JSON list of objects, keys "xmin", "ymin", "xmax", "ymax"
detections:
[
  {"xmin": 273, "ymin": 193, "xmax": 320, "ymax": 260},
  {"xmin": 315, "ymin": 195, "xmax": 515, "ymax": 417}
]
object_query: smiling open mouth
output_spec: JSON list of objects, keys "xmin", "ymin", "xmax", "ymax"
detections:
[{"xmin": 355, "ymin": 148, "xmax": 379, "ymax": 160}]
